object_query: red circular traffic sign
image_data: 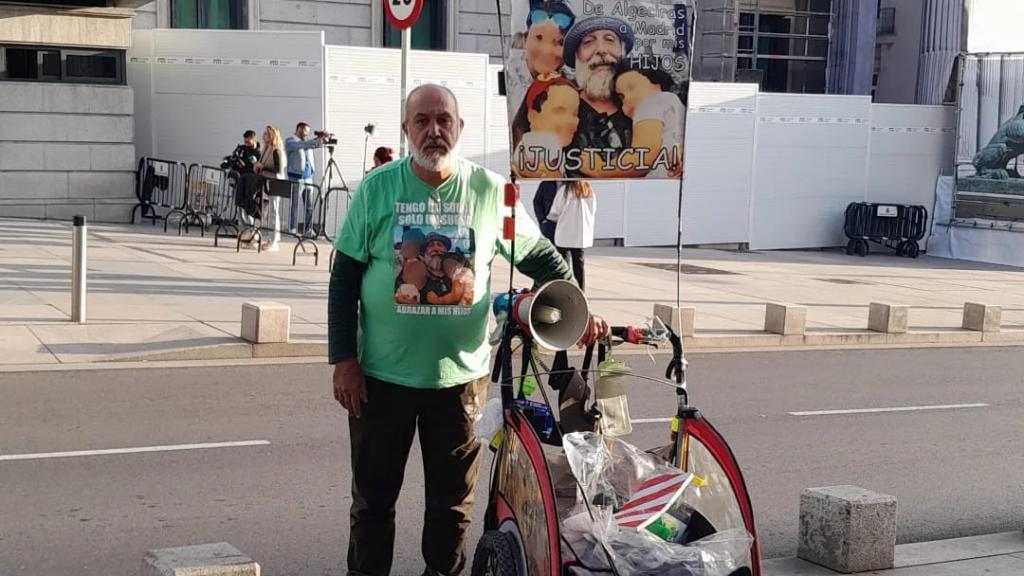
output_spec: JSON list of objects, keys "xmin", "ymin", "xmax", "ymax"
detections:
[{"xmin": 384, "ymin": 0, "xmax": 424, "ymax": 30}]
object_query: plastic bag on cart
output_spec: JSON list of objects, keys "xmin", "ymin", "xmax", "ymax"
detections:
[
  {"xmin": 562, "ymin": 508, "xmax": 753, "ymax": 576},
  {"xmin": 560, "ymin": 432, "xmax": 754, "ymax": 575},
  {"xmin": 563, "ymin": 432, "xmax": 668, "ymax": 510}
]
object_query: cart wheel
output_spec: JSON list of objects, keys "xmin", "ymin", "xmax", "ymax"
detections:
[
  {"xmin": 854, "ymin": 239, "xmax": 869, "ymax": 257},
  {"xmin": 896, "ymin": 241, "xmax": 908, "ymax": 257},
  {"xmin": 471, "ymin": 531, "xmax": 521, "ymax": 576},
  {"xmin": 907, "ymin": 242, "xmax": 920, "ymax": 258},
  {"xmin": 846, "ymin": 239, "xmax": 857, "ymax": 256}
]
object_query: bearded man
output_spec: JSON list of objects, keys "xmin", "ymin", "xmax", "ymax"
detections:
[
  {"xmin": 328, "ymin": 84, "xmax": 608, "ymax": 576},
  {"xmin": 563, "ymin": 16, "xmax": 636, "ymax": 175}
]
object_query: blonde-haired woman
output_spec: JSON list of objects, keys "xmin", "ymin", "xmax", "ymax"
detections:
[
  {"xmin": 254, "ymin": 125, "xmax": 287, "ymax": 251},
  {"xmin": 547, "ymin": 180, "xmax": 595, "ymax": 289}
]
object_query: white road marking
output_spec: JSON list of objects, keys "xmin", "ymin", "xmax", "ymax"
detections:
[
  {"xmin": 0, "ymin": 440, "xmax": 271, "ymax": 462},
  {"xmin": 788, "ymin": 403, "xmax": 989, "ymax": 417},
  {"xmin": 632, "ymin": 418, "xmax": 675, "ymax": 424}
]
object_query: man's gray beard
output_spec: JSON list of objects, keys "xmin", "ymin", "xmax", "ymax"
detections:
[
  {"xmin": 577, "ymin": 64, "xmax": 615, "ymax": 101},
  {"xmin": 427, "ymin": 254, "xmax": 443, "ymax": 272},
  {"xmin": 411, "ymin": 141, "xmax": 460, "ymax": 172}
]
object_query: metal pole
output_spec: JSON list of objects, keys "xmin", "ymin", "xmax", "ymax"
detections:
[
  {"xmin": 400, "ymin": 26, "xmax": 411, "ymax": 157},
  {"xmin": 71, "ymin": 215, "xmax": 87, "ymax": 323}
]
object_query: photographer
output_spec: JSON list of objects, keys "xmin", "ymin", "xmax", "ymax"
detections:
[
  {"xmin": 229, "ymin": 130, "xmax": 263, "ymax": 243},
  {"xmin": 223, "ymin": 130, "xmax": 261, "ymax": 174},
  {"xmin": 285, "ymin": 122, "xmax": 328, "ymax": 238}
]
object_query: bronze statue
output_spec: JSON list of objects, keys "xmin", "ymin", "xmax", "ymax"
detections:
[{"xmin": 973, "ymin": 104, "xmax": 1024, "ymax": 179}]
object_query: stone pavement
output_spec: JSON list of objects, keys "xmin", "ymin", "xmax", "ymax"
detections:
[{"xmin": 3, "ymin": 216, "xmax": 1024, "ymax": 365}]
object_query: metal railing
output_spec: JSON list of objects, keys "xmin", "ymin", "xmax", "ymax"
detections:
[{"xmin": 131, "ymin": 157, "xmax": 189, "ymax": 231}]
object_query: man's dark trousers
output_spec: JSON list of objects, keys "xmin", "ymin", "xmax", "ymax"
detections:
[{"xmin": 348, "ymin": 376, "xmax": 488, "ymax": 576}]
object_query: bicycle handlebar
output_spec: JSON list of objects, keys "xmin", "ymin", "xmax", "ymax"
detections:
[{"xmin": 608, "ymin": 325, "xmax": 685, "ymax": 386}]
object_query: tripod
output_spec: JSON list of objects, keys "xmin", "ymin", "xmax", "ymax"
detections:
[{"xmin": 320, "ymin": 144, "xmax": 350, "ymax": 237}]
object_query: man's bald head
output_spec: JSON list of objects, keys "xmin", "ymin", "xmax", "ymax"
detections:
[
  {"xmin": 404, "ymin": 84, "xmax": 460, "ymax": 122},
  {"xmin": 403, "ymin": 83, "xmax": 464, "ymax": 173}
]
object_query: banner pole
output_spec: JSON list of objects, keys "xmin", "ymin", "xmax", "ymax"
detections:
[{"xmin": 400, "ymin": 27, "xmax": 411, "ymax": 157}]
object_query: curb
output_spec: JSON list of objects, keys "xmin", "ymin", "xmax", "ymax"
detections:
[
  {"xmin": 763, "ymin": 531, "xmax": 1024, "ymax": 575},
  {"xmin": 106, "ymin": 329, "xmax": 1024, "ymax": 364}
]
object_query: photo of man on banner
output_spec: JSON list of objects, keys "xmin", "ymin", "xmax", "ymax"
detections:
[{"xmin": 506, "ymin": 0, "xmax": 693, "ymax": 180}]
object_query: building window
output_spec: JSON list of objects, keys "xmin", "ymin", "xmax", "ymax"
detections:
[
  {"xmin": 172, "ymin": 0, "xmax": 248, "ymax": 29},
  {"xmin": 735, "ymin": 0, "xmax": 832, "ymax": 93},
  {"xmin": 383, "ymin": 0, "xmax": 446, "ymax": 50},
  {"xmin": 878, "ymin": 7, "xmax": 896, "ymax": 35},
  {"xmin": 0, "ymin": 45, "xmax": 125, "ymax": 85}
]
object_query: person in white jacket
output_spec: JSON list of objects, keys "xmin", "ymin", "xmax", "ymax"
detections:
[{"xmin": 547, "ymin": 180, "xmax": 595, "ymax": 289}]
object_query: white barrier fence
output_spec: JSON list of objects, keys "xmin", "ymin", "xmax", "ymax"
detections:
[{"xmin": 130, "ymin": 30, "xmax": 954, "ymax": 249}]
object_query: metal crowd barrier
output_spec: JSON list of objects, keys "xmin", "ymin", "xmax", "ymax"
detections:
[
  {"xmin": 844, "ymin": 202, "xmax": 928, "ymax": 258},
  {"xmin": 131, "ymin": 155, "xmax": 337, "ymax": 266},
  {"xmin": 182, "ymin": 164, "xmax": 238, "ymax": 238},
  {"xmin": 131, "ymin": 157, "xmax": 189, "ymax": 231}
]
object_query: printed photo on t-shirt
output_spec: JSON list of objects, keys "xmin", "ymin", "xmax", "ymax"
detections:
[{"xmin": 393, "ymin": 221, "xmax": 476, "ymax": 317}]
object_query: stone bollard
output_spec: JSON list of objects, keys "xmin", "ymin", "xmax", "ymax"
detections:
[
  {"xmin": 962, "ymin": 302, "xmax": 1001, "ymax": 333},
  {"xmin": 653, "ymin": 303, "xmax": 696, "ymax": 337},
  {"xmin": 241, "ymin": 302, "xmax": 290, "ymax": 344},
  {"xmin": 798, "ymin": 486, "xmax": 897, "ymax": 573},
  {"xmin": 867, "ymin": 303, "xmax": 908, "ymax": 334},
  {"xmin": 764, "ymin": 303, "xmax": 806, "ymax": 336},
  {"xmin": 142, "ymin": 543, "xmax": 260, "ymax": 576}
]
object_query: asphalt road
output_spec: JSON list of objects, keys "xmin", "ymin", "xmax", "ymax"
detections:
[{"xmin": 2, "ymin": 346, "xmax": 1023, "ymax": 575}]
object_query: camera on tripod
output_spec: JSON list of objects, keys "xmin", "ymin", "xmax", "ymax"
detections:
[{"xmin": 314, "ymin": 130, "xmax": 338, "ymax": 146}]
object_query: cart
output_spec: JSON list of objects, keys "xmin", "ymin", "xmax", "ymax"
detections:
[{"xmin": 470, "ymin": 308, "xmax": 762, "ymax": 576}]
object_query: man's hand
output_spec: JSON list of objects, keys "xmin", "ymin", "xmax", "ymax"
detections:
[
  {"xmin": 332, "ymin": 358, "xmax": 367, "ymax": 417},
  {"xmin": 577, "ymin": 314, "xmax": 609, "ymax": 348}
]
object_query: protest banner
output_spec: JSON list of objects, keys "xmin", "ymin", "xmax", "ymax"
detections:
[{"xmin": 505, "ymin": 0, "xmax": 694, "ymax": 180}]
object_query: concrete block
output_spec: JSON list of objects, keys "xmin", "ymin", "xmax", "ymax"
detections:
[
  {"xmin": 653, "ymin": 303, "xmax": 695, "ymax": 337},
  {"xmin": 45, "ymin": 144, "xmax": 92, "ymax": 171},
  {"xmin": 241, "ymin": 302, "xmax": 290, "ymax": 344},
  {"xmin": 68, "ymin": 172, "xmax": 135, "ymax": 200},
  {"xmin": 0, "ymin": 82, "xmax": 44, "ymax": 112},
  {"xmin": 868, "ymin": 303, "xmax": 908, "ymax": 334},
  {"xmin": 0, "ymin": 171, "xmax": 70, "ymax": 200},
  {"xmin": 765, "ymin": 303, "xmax": 806, "ymax": 336},
  {"xmin": 142, "ymin": 542, "xmax": 259, "ymax": 576},
  {"xmin": 91, "ymin": 144, "xmax": 136, "ymax": 171},
  {"xmin": 799, "ymin": 485, "xmax": 897, "ymax": 573},
  {"xmin": 962, "ymin": 302, "xmax": 1001, "ymax": 333},
  {"xmin": 0, "ymin": 143, "xmax": 46, "ymax": 170},
  {"xmin": 88, "ymin": 85, "xmax": 133, "ymax": 115}
]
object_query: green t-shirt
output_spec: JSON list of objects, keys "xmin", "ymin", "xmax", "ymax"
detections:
[{"xmin": 334, "ymin": 156, "xmax": 542, "ymax": 389}]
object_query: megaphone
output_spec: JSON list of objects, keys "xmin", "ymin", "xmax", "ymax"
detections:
[{"xmin": 496, "ymin": 280, "xmax": 590, "ymax": 351}]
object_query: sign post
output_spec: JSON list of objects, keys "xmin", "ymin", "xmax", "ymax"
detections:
[{"xmin": 383, "ymin": 0, "xmax": 425, "ymax": 158}]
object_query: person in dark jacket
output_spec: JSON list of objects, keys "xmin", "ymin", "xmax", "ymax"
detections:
[
  {"xmin": 532, "ymin": 180, "xmax": 559, "ymax": 243},
  {"xmin": 224, "ymin": 130, "xmax": 261, "ymax": 174}
]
